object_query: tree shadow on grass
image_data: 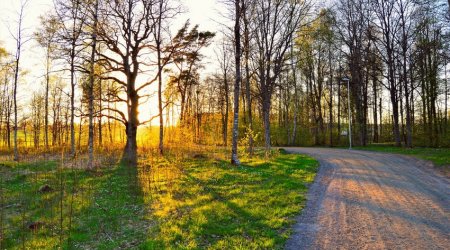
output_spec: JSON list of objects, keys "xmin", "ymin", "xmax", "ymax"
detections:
[
  {"xmin": 0, "ymin": 159, "xmax": 150, "ymax": 250},
  {"xmin": 68, "ymin": 163, "xmax": 150, "ymax": 249},
  {"xmin": 142, "ymin": 154, "xmax": 318, "ymax": 249}
]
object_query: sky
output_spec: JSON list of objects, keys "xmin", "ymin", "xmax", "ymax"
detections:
[{"xmin": 0, "ymin": 0, "xmax": 228, "ymax": 124}]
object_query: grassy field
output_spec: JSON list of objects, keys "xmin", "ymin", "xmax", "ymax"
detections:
[
  {"xmin": 353, "ymin": 145, "xmax": 450, "ymax": 167},
  {"xmin": 0, "ymin": 149, "xmax": 318, "ymax": 249}
]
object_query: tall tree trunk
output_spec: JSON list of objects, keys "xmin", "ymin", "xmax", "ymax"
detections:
[
  {"xmin": 399, "ymin": 74, "xmax": 405, "ymax": 144},
  {"xmin": 70, "ymin": 43, "xmax": 76, "ymax": 156},
  {"xmin": 444, "ymin": 57, "xmax": 448, "ymax": 135},
  {"xmin": 108, "ymin": 101, "xmax": 113, "ymax": 144},
  {"xmin": 290, "ymin": 44, "xmax": 298, "ymax": 145},
  {"xmin": 45, "ymin": 49, "xmax": 50, "ymax": 150},
  {"xmin": 13, "ymin": 57, "xmax": 19, "ymax": 161},
  {"xmin": 363, "ymin": 71, "xmax": 368, "ymax": 146},
  {"xmin": 243, "ymin": 3, "xmax": 253, "ymax": 154},
  {"xmin": 6, "ymin": 97, "xmax": 11, "ymax": 149},
  {"xmin": 403, "ymin": 55, "xmax": 412, "ymax": 148},
  {"xmin": 328, "ymin": 48, "xmax": 333, "ymax": 147},
  {"xmin": 12, "ymin": 2, "xmax": 26, "ymax": 161},
  {"xmin": 78, "ymin": 99, "xmax": 83, "ymax": 149},
  {"xmin": 98, "ymin": 86, "xmax": 102, "ymax": 146},
  {"xmin": 231, "ymin": 0, "xmax": 241, "ymax": 165},
  {"xmin": 223, "ymin": 73, "xmax": 229, "ymax": 146},
  {"xmin": 124, "ymin": 89, "xmax": 139, "ymax": 165},
  {"xmin": 337, "ymin": 75, "xmax": 341, "ymax": 145},
  {"xmin": 372, "ymin": 76, "xmax": 378, "ymax": 143},
  {"xmin": 262, "ymin": 92, "xmax": 271, "ymax": 153},
  {"xmin": 23, "ymin": 122, "xmax": 27, "ymax": 148},
  {"xmin": 87, "ymin": 0, "xmax": 99, "ymax": 169},
  {"xmin": 156, "ymin": 0, "xmax": 164, "ymax": 155},
  {"xmin": 0, "ymin": 86, "xmax": 4, "ymax": 148},
  {"xmin": 399, "ymin": 0, "xmax": 413, "ymax": 148},
  {"xmin": 379, "ymin": 98, "xmax": 382, "ymax": 140},
  {"xmin": 388, "ymin": 50, "xmax": 401, "ymax": 146}
]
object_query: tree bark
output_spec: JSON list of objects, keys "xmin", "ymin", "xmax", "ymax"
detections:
[
  {"xmin": 155, "ymin": 0, "xmax": 164, "ymax": 155},
  {"xmin": 87, "ymin": 0, "xmax": 99, "ymax": 169},
  {"xmin": 12, "ymin": 1, "xmax": 28, "ymax": 161},
  {"xmin": 243, "ymin": 1, "xmax": 253, "ymax": 154},
  {"xmin": 231, "ymin": 0, "xmax": 241, "ymax": 165},
  {"xmin": 328, "ymin": 47, "xmax": 333, "ymax": 147},
  {"xmin": 45, "ymin": 48, "xmax": 50, "ymax": 150},
  {"xmin": 223, "ymin": 71, "xmax": 229, "ymax": 146},
  {"xmin": 290, "ymin": 43, "xmax": 298, "ymax": 145},
  {"xmin": 124, "ymin": 87, "xmax": 139, "ymax": 165},
  {"xmin": 372, "ymin": 75, "xmax": 378, "ymax": 143},
  {"xmin": 262, "ymin": 92, "xmax": 271, "ymax": 152},
  {"xmin": 13, "ymin": 55, "xmax": 19, "ymax": 161}
]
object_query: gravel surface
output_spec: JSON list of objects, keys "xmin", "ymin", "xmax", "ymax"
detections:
[{"xmin": 285, "ymin": 147, "xmax": 450, "ymax": 250}]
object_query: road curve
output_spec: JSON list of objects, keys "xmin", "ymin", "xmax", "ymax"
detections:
[{"xmin": 285, "ymin": 147, "xmax": 450, "ymax": 250}]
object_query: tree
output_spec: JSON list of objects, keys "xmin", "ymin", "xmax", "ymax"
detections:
[
  {"xmin": 87, "ymin": 0, "xmax": 99, "ymax": 169},
  {"xmin": 413, "ymin": 1, "xmax": 446, "ymax": 147},
  {"xmin": 335, "ymin": 0, "xmax": 371, "ymax": 146},
  {"xmin": 55, "ymin": 0, "xmax": 87, "ymax": 156},
  {"xmin": 231, "ymin": 0, "xmax": 242, "ymax": 165},
  {"xmin": 0, "ymin": 47, "xmax": 12, "ymax": 149},
  {"xmin": 50, "ymin": 77, "xmax": 66, "ymax": 146},
  {"xmin": 297, "ymin": 9, "xmax": 335, "ymax": 146},
  {"xmin": 10, "ymin": 0, "xmax": 31, "ymax": 161},
  {"xmin": 31, "ymin": 93, "xmax": 44, "ymax": 148},
  {"xmin": 96, "ymin": 0, "xmax": 179, "ymax": 165},
  {"xmin": 370, "ymin": 0, "xmax": 402, "ymax": 146},
  {"xmin": 396, "ymin": 0, "xmax": 415, "ymax": 147},
  {"xmin": 252, "ymin": 0, "xmax": 311, "ymax": 153},
  {"xmin": 242, "ymin": 0, "xmax": 255, "ymax": 154},
  {"xmin": 166, "ymin": 22, "xmax": 215, "ymax": 125},
  {"xmin": 35, "ymin": 15, "xmax": 59, "ymax": 151},
  {"xmin": 215, "ymin": 41, "xmax": 232, "ymax": 146},
  {"xmin": 150, "ymin": 0, "xmax": 179, "ymax": 155}
]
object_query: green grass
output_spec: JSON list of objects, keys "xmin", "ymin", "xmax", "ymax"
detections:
[
  {"xmin": 0, "ymin": 159, "xmax": 149, "ymax": 249},
  {"xmin": 141, "ymin": 150, "xmax": 318, "ymax": 249},
  {"xmin": 0, "ymin": 150, "xmax": 318, "ymax": 249},
  {"xmin": 353, "ymin": 144, "xmax": 450, "ymax": 167}
]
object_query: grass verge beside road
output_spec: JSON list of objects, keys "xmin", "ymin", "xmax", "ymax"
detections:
[{"xmin": 353, "ymin": 145, "xmax": 450, "ymax": 167}]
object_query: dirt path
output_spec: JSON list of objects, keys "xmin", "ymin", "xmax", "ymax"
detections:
[{"xmin": 285, "ymin": 148, "xmax": 450, "ymax": 250}]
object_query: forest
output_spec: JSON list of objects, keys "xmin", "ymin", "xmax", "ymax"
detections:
[{"xmin": 0, "ymin": 0, "xmax": 449, "ymax": 249}]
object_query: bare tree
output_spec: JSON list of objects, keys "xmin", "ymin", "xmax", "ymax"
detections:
[
  {"xmin": 396, "ymin": 0, "xmax": 415, "ymax": 147},
  {"xmin": 55, "ymin": 0, "xmax": 87, "ymax": 156},
  {"xmin": 96, "ymin": 0, "xmax": 177, "ymax": 165},
  {"xmin": 231, "ymin": 0, "xmax": 242, "ymax": 165},
  {"xmin": 31, "ymin": 93, "xmax": 44, "ymax": 148},
  {"xmin": 335, "ymin": 0, "xmax": 371, "ymax": 146},
  {"xmin": 242, "ymin": 0, "xmax": 255, "ymax": 154},
  {"xmin": 155, "ymin": 0, "xmax": 165, "ymax": 155},
  {"xmin": 215, "ymin": 40, "xmax": 232, "ymax": 147},
  {"xmin": 10, "ymin": 0, "xmax": 31, "ymax": 161},
  {"xmin": 87, "ymin": 0, "xmax": 99, "ymax": 169},
  {"xmin": 0, "ymin": 50, "xmax": 13, "ymax": 149},
  {"xmin": 35, "ymin": 15, "xmax": 59, "ymax": 151},
  {"xmin": 370, "ymin": 0, "xmax": 402, "ymax": 146},
  {"xmin": 252, "ymin": 0, "xmax": 311, "ymax": 153},
  {"xmin": 150, "ymin": 0, "xmax": 179, "ymax": 155}
]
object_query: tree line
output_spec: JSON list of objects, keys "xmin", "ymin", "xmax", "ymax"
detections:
[{"xmin": 0, "ymin": 0, "xmax": 449, "ymax": 166}]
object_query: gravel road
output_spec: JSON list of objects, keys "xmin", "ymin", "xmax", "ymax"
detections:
[{"xmin": 285, "ymin": 147, "xmax": 450, "ymax": 250}]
